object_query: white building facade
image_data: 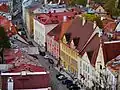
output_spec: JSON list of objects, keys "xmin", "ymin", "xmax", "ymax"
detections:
[{"xmin": 33, "ymin": 18, "xmax": 57, "ymax": 47}]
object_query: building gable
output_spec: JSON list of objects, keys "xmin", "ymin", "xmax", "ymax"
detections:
[
  {"xmin": 115, "ymin": 22, "xmax": 120, "ymax": 32},
  {"xmin": 95, "ymin": 6, "xmax": 105, "ymax": 13},
  {"xmin": 95, "ymin": 44, "xmax": 105, "ymax": 71},
  {"xmin": 62, "ymin": 35, "xmax": 67, "ymax": 44},
  {"xmin": 82, "ymin": 52, "xmax": 91, "ymax": 64}
]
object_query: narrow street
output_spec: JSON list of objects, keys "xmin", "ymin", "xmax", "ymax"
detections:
[{"xmin": 13, "ymin": 33, "xmax": 68, "ymax": 90}]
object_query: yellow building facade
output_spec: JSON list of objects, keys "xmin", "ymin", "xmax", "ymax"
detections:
[
  {"xmin": 60, "ymin": 35, "xmax": 79, "ymax": 76},
  {"xmin": 25, "ymin": 8, "xmax": 34, "ymax": 36}
]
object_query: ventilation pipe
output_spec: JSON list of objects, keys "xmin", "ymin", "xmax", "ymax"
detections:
[{"xmin": 7, "ymin": 77, "xmax": 14, "ymax": 90}]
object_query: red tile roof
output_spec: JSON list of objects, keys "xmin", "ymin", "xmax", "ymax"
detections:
[
  {"xmin": 35, "ymin": 11, "xmax": 77, "ymax": 25},
  {"xmin": 65, "ymin": 16, "xmax": 95, "ymax": 52},
  {"xmin": 4, "ymin": 49, "xmax": 40, "ymax": 67},
  {"xmin": 0, "ymin": 16, "xmax": 17, "ymax": 37},
  {"xmin": 102, "ymin": 18, "xmax": 116, "ymax": 33},
  {"xmin": 0, "ymin": 3, "xmax": 9, "ymax": 13},
  {"xmin": 2, "ymin": 49, "xmax": 50, "ymax": 90},
  {"xmin": 104, "ymin": 22, "xmax": 117, "ymax": 32},
  {"xmin": 9, "ymin": 64, "xmax": 46, "ymax": 72},
  {"xmin": 103, "ymin": 41, "xmax": 120, "ymax": 64},
  {"xmin": 48, "ymin": 19, "xmax": 72, "ymax": 41},
  {"xmin": 81, "ymin": 34, "xmax": 101, "ymax": 66},
  {"xmin": 107, "ymin": 55, "xmax": 120, "ymax": 72}
]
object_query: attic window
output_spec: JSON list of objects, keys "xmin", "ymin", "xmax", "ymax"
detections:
[
  {"xmin": 99, "ymin": 9, "xmax": 101, "ymax": 13},
  {"xmin": 65, "ymin": 33, "xmax": 71, "ymax": 43},
  {"xmin": 73, "ymin": 37, "xmax": 80, "ymax": 47}
]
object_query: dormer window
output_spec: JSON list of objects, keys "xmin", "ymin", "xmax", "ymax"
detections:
[
  {"xmin": 73, "ymin": 37, "xmax": 80, "ymax": 48},
  {"xmin": 65, "ymin": 33, "xmax": 71, "ymax": 44}
]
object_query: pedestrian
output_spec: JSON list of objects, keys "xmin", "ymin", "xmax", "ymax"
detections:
[
  {"xmin": 48, "ymin": 66, "xmax": 50, "ymax": 70},
  {"xmin": 59, "ymin": 66, "xmax": 63, "ymax": 72}
]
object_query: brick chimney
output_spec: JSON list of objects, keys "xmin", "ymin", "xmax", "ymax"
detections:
[{"xmin": 63, "ymin": 16, "xmax": 67, "ymax": 22}]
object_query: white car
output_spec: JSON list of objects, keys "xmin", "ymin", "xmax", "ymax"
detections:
[{"xmin": 44, "ymin": 55, "xmax": 49, "ymax": 59}]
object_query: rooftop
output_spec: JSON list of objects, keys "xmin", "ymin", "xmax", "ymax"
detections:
[
  {"xmin": 48, "ymin": 19, "xmax": 72, "ymax": 41},
  {"xmin": 35, "ymin": 10, "xmax": 78, "ymax": 25},
  {"xmin": 0, "ymin": 16, "xmax": 17, "ymax": 37},
  {"xmin": 107, "ymin": 55, "xmax": 120, "ymax": 73},
  {"xmin": 0, "ymin": 3, "xmax": 9, "ymax": 13},
  {"xmin": 4, "ymin": 49, "xmax": 40, "ymax": 67}
]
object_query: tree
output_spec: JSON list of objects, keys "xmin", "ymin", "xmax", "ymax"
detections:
[
  {"xmin": 68, "ymin": 0, "xmax": 87, "ymax": 6},
  {"xmin": 82, "ymin": 14, "xmax": 103, "ymax": 28},
  {"xmin": 104, "ymin": 0, "xmax": 120, "ymax": 17},
  {"xmin": 0, "ymin": 26, "xmax": 11, "ymax": 64}
]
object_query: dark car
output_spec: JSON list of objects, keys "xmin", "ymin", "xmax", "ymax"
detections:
[
  {"xmin": 56, "ymin": 73, "xmax": 67, "ymax": 80},
  {"xmin": 39, "ymin": 51, "xmax": 46, "ymax": 56},
  {"xmin": 48, "ymin": 58, "xmax": 54, "ymax": 64},
  {"xmin": 57, "ymin": 75, "xmax": 67, "ymax": 81},
  {"xmin": 68, "ymin": 84, "xmax": 80, "ymax": 90},
  {"xmin": 56, "ymin": 73, "xmax": 64, "ymax": 78},
  {"xmin": 62, "ymin": 79, "xmax": 73, "ymax": 85}
]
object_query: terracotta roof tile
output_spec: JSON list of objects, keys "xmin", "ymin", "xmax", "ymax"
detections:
[
  {"xmin": 107, "ymin": 55, "xmax": 120, "ymax": 72},
  {"xmin": 0, "ymin": 3, "xmax": 8, "ymax": 13},
  {"xmin": 102, "ymin": 18, "xmax": 117, "ymax": 33},
  {"xmin": 9, "ymin": 64, "xmax": 46, "ymax": 72},
  {"xmin": 0, "ymin": 16, "xmax": 17, "ymax": 36},
  {"xmin": 66, "ymin": 16, "xmax": 95, "ymax": 51},
  {"xmin": 35, "ymin": 11, "xmax": 77, "ymax": 25},
  {"xmin": 81, "ymin": 33, "xmax": 100, "ymax": 66},
  {"xmin": 48, "ymin": 19, "xmax": 72, "ymax": 41},
  {"xmin": 103, "ymin": 41, "xmax": 120, "ymax": 64},
  {"xmin": 104, "ymin": 22, "xmax": 117, "ymax": 32}
]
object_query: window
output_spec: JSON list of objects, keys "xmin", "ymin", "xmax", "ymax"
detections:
[
  {"xmin": 88, "ymin": 66, "xmax": 89, "ymax": 73},
  {"xmin": 99, "ymin": 9, "xmax": 101, "ymax": 12},
  {"xmin": 80, "ymin": 61, "xmax": 82, "ymax": 67},
  {"xmin": 100, "ymin": 65, "xmax": 102, "ymax": 70}
]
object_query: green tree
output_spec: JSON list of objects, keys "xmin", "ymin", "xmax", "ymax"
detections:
[
  {"xmin": 82, "ymin": 14, "xmax": 103, "ymax": 28},
  {"xmin": 0, "ymin": 26, "xmax": 11, "ymax": 64},
  {"xmin": 69, "ymin": 0, "xmax": 87, "ymax": 6},
  {"xmin": 104, "ymin": 0, "xmax": 120, "ymax": 17}
]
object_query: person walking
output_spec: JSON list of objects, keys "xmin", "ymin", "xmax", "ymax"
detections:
[{"xmin": 48, "ymin": 66, "xmax": 50, "ymax": 70}]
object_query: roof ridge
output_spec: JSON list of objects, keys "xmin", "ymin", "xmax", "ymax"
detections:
[{"xmin": 79, "ymin": 27, "xmax": 98, "ymax": 54}]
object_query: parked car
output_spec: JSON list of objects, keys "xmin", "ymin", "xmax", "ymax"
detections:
[
  {"xmin": 67, "ymin": 83, "xmax": 80, "ymax": 90},
  {"xmin": 56, "ymin": 73, "xmax": 64, "ymax": 78},
  {"xmin": 68, "ymin": 84, "xmax": 80, "ymax": 90},
  {"xmin": 48, "ymin": 58, "xmax": 54, "ymax": 64},
  {"xmin": 56, "ymin": 73, "xmax": 67, "ymax": 80},
  {"xmin": 39, "ymin": 51, "xmax": 46, "ymax": 56},
  {"xmin": 44, "ymin": 55, "xmax": 49, "ymax": 59},
  {"xmin": 57, "ymin": 75, "xmax": 67, "ymax": 81},
  {"xmin": 62, "ymin": 79, "xmax": 73, "ymax": 85}
]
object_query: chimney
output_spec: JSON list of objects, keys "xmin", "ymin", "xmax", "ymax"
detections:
[
  {"xmin": 44, "ymin": 0, "xmax": 47, "ymax": 5},
  {"xmin": 63, "ymin": 16, "xmax": 67, "ymax": 22},
  {"xmin": 82, "ymin": 17, "xmax": 86, "ymax": 26},
  {"xmin": 101, "ymin": 17, "xmax": 105, "ymax": 20},
  {"xmin": 93, "ymin": 21, "xmax": 96, "ymax": 29},
  {"xmin": 7, "ymin": 77, "xmax": 14, "ymax": 90}
]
